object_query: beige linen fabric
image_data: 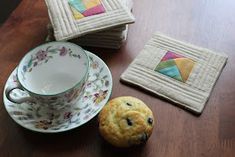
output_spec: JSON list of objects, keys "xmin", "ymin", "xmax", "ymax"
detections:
[
  {"xmin": 121, "ymin": 33, "xmax": 228, "ymax": 114},
  {"xmin": 45, "ymin": 0, "xmax": 135, "ymax": 41}
]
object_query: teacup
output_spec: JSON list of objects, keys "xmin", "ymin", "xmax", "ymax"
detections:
[{"xmin": 5, "ymin": 42, "xmax": 89, "ymax": 110}]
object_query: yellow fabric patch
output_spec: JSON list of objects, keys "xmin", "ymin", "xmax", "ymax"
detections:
[
  {"xmin": 83, "ymin": 0, "xmax": 101, "ymax": 9},
  {"xmin": 174, "ymin": 58, "xmax": 195, "ymax": 82},
  {"xmin": 70, "ymin": 6, "xmax": 84, "ymax": 20}
]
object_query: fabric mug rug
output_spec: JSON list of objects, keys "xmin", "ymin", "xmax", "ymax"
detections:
[
  {"xmin": 45, "ymin": 0, "xmax": 135, "ymax": 41},
  {"xmin": 45, "ymin": 0, "xmax": 133, "ymax": 49},
  {"xmin": 120, "ymin": 33, "xmax": 228, "ymax": 114}
]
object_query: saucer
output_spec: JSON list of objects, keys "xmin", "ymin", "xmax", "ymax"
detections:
[{"xmin": 3, "ymin": 51, "xmax": 113, "ymax": 133}]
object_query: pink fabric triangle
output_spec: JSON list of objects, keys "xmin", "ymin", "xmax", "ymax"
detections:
[
  {"xmin": 161, "ymin": 51, "xmax": 185, "ymax": 61},
  {"xmin": 82, "ymin": 4, "xmax": 105, "ymax": 17}
]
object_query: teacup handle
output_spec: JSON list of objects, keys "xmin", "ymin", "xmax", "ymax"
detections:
[{"xmin": 5, "ymin": 81, "xmax": 34, "ymax": 104}]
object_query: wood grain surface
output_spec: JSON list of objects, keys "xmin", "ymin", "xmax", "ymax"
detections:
[
  {"xmin": 0, "ymin": 0, "xmax": 235, "ymax": 157},
  {"xmin": 0, "ymin": 0, "xmax": 21, "ymax": 24}
]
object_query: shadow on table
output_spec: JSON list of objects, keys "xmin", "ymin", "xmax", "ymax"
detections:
[
  {"xmin": 18, "ymin": 116, "xmax": 100, "ymax": 154},
  {"xmin": 98, "ymin": 139, "xmax": 147, "ymax": 157},
  {"xmin": 0, "ymin": 0, "xmax": 21, "ymax": 24},
  {"xmin": 17, "ymin": 114, "xmax": 147, "ymax": 156}
]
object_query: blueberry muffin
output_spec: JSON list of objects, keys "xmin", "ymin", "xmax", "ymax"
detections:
[{"xmin": 98, "ymin": 96, "xmax": 154, "ymax": 147}]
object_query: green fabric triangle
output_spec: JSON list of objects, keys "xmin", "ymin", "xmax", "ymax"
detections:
[
  {"xmin": 158, "ymin": 65, "xmax": 184, "ymax": 82},
  {"xmin": 173, "ymin": 74, "xmax": 183, "ymax": 82},
  {"xmin": 155, "ymin": 59, "xmax": 176, "ymax": 71}
]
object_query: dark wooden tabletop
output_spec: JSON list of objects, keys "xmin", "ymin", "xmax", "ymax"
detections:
[{"xmin": 0, "ymin": 0, "xmax": 235, "ymax": 157}]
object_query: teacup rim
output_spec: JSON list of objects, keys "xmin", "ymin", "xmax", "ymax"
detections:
[{"xmin": 16, "ymin": 41, "xmax": 90, "ymax": 97}]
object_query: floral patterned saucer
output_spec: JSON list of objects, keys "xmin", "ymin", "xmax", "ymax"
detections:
[{"xmin": 3, "ymin": 51, "xmax": 112, "ymax": 133}]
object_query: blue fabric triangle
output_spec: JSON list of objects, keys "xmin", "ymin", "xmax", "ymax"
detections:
[
  {"xmin": 158, "ymin": 65, "xmax": 183, "ymax": 82},
  {"xmin": 69, "ymin": 0, "xmax": 86, "ymax": 13}
]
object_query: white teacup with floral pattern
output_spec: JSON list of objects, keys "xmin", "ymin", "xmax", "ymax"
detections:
[{"xmin": 5, "ymin": 42, "xmax": 89, "ymax": 110}]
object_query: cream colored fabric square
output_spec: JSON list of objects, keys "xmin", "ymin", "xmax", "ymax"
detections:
[
  {"xmin": 45, "ymin": 0, "xmax": 135, "ymax": 41},
  {"xmin": 121, "ymin": 33, "xmax": 228, "ymax": 114}
]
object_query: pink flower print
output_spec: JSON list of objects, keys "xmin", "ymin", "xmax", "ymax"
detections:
[
  {"xmin": 86, "ymin": 82, "xmax": 92, "ymax": 87},
  {"xmin": 13, "ymin": 75, "xmax": 17, "ymax": 82},
  {"xmin": 35, "ymin": 120, "xmax": 52, "ymax": 130},
  {"xmin": 65, "ymin": 89, "xmax": 77, "ymax": 103},
  {"xmin": 83, "ymin": 95, "xmax": 88, "ymax": 101},
  {"xmin": 36, "ymin": 50, "xmax": 47, "ymax": 61},
  {"xmin": 91, "ymin": 61, "xmax": 99, "ymax": 69},
  {"xmin": 93, "ymin": 90, "xmax": 108, "ymax": 104},
  {"xmin": 64, "ymin": 112, "xmax": 73, "ymax": 120},
  {"xmin": 59, "ymin": 47, "xmax": 68, "ymax": 56}
]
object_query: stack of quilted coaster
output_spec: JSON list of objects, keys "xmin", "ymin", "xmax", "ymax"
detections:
[{"xmin": 45, "ymin": 0, "xmax": 134, "ymax": 49}]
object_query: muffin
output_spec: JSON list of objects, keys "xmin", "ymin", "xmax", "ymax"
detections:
[{"xmin": 98, "ymin": 96, "xmax": 154, "ymax": 147}]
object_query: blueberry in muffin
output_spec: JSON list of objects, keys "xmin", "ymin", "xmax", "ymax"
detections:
[{"xmin": 98, "ymin": 96, "xmax": 155, "ymax": 147}]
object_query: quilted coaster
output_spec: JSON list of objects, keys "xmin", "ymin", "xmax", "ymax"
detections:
[
  {"xmin": 120, "ymin": 33, "xmax": 228, "ymax": 114},
  {"xmin": 46, "ymin": 21, "xmax": 128, "ymax": 49},
  {"xmin": 45, "ymin": 0, "xmax": 135, "ymax": 41}
]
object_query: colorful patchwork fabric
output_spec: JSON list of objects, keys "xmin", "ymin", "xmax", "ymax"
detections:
[
  {"xmin": 70, "ymin": 6, "xmax": 85, "ymax": 19},
  {"xmin": 69, "ymin": 0, "xmax": 106, "ymax": 20},
  {"xmin": 155, "ymin": 51, "xmax": 195, "ymax": 82}
]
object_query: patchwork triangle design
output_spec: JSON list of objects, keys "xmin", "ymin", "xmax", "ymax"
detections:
[
  {"xmin": 161, "ymin": 51, "xmax": 184, "ymax": 61},
  {"xmin": 69, "ymin": 0, "xmax": 106, "ymax": 20},
  {"xmin": 70, "ymin": 6, "xmax": 85, "ymax": 19},
  {"xmin": 155, "ymin": 51, "xmax": 195, "ymax": 82},
  {"xmin": 158, "ymin": 65, "xmax": 183, "ymax": 82}
]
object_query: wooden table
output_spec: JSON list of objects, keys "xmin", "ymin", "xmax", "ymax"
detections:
[{"xmin": 0, "ymin": 0, "xmax": 235, "ymax": 156}]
